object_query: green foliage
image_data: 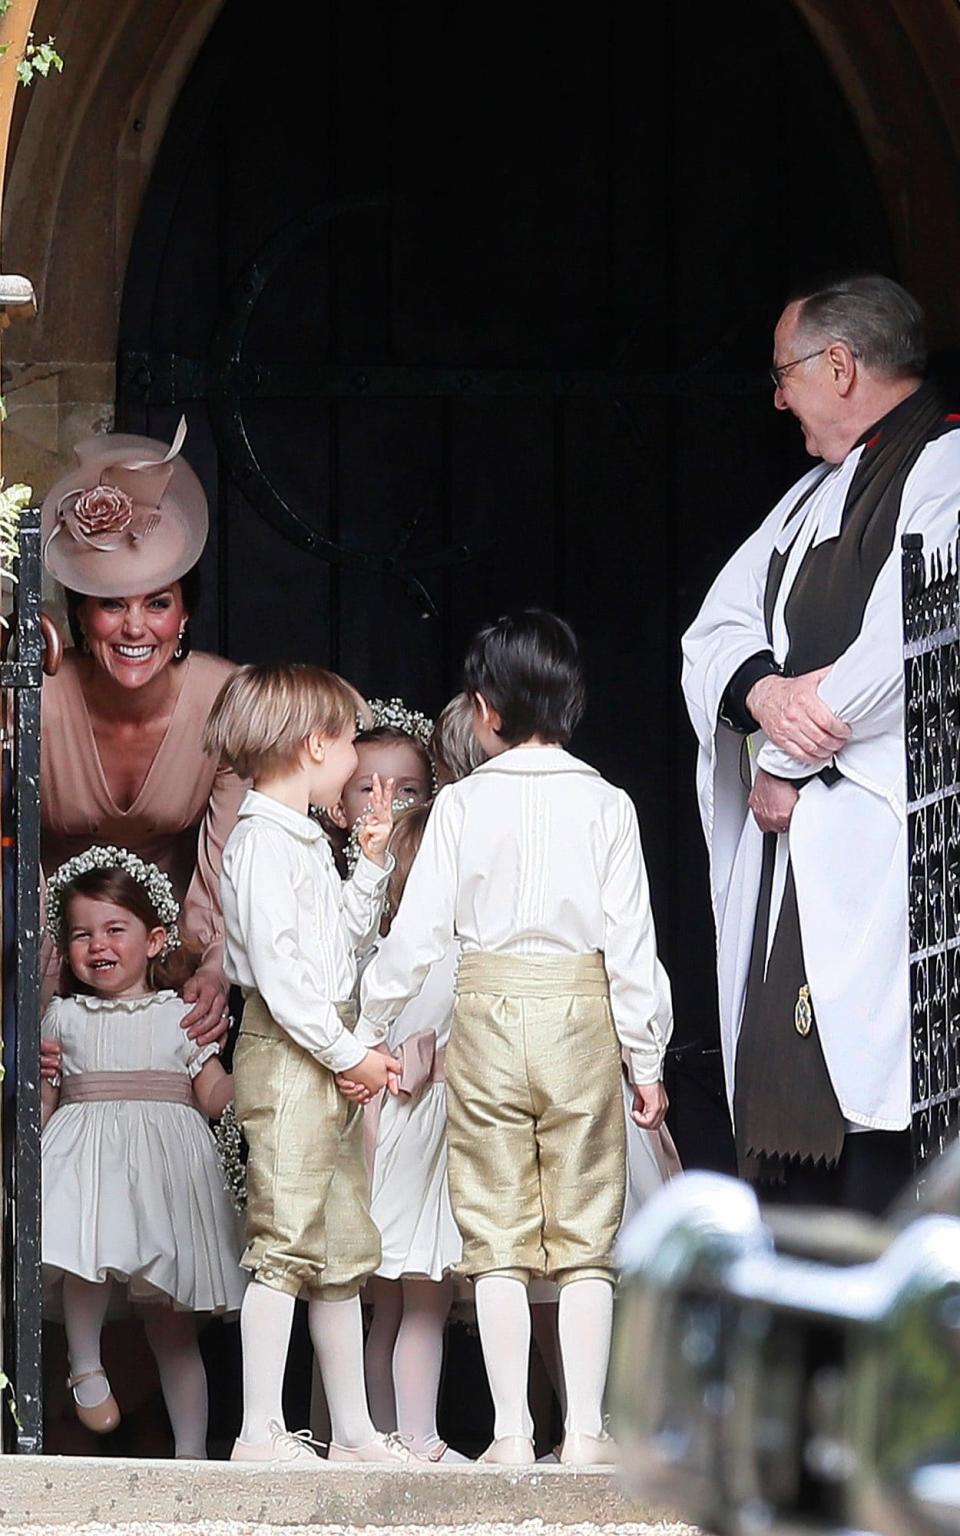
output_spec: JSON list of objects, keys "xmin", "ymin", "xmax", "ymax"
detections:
[{"xmin": 16, "ymin": 34, "xmax": 63, "ymax": 86}]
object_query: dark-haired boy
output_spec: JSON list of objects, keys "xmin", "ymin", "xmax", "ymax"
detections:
[{"xmin": 356, "ymin": 610, "xmax": 672, "ymax": 1466}]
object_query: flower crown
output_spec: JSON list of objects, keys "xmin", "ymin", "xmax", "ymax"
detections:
[
  {"xmin": 364, "ymin": 697, "xmax": 434, "ymax": 749},
  {"xmin": 46, "ymin": 845, "xmax": 181, "ymax": 957}
]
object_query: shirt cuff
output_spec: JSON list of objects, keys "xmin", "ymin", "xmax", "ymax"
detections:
[
  {"xmin": 354, "ymin": 1013, "xmax": 389, "ymax": 1049},
  {"xmin": 317, "ymin": 1030, "xmax": 368, "ymax": 1074},
  {"xmin": 719, "ymin": 651, "xmax": 781, "ymax": 733},
  {"xmin": 352, "ymin": 850, "xmax": 395, "ymax": 889},
  {"xmin": 626, "ymin": 1046, "xmax": 665, "ymax": 1087}
]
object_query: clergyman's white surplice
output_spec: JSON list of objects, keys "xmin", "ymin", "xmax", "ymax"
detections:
[{"xmin": 682, "ymin": 427, "xmax": 960, "ymax": 1132}]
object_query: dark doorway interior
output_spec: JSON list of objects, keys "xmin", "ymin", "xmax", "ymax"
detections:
[{"xmin": 117, "ymin": 0, "xmax": 895, "ymax": 1169}]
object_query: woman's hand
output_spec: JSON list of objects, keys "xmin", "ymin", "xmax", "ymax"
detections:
[
  {"xmin": 41, "ymin": 1036, "xmax": 63, "ymax": 1083},
  {"xmin": 632, "ymin": 1081, "xmax": 669, "ymax": 1131},
  {"xmin": 355, "ymin": 774, "xmax": 396, "ymax": 867},
  {"xmin": 180, "ymin": 968, "xmax": 230, "ymax": 1045}
]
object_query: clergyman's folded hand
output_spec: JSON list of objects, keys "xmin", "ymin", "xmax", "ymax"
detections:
[
  {"xmin": 746, "ymin": 667, "xmax": 849, "ymax": 764},
  {"xmin": 748, "ymin": 768, "xmax": 800, "ymax": 835}
]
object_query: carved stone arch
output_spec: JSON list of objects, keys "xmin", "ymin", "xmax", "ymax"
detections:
[
  {"xmin": 792, "ymin": 0, "xmax": 960, "ymax": 344},
  {"xmin": 2, "ymin": 0, "xmax": 960, "ymax": 498},
  {"xmin": 0, "ymin": 0, "xmax": 226, "ymax": 491}
]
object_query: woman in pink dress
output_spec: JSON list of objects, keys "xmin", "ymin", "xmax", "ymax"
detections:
[{"xmin": 39, "ymin": 419, "xmax": 243, "ymax": 1052}]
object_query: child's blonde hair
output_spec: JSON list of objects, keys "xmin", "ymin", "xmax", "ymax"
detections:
[
  {"xmin": 204, "ymin": 662, "xmax": 358, "ymax": 781},
  {"xmin": 429, "ymin": 692, "xmax": 487, "ymax": 786}
]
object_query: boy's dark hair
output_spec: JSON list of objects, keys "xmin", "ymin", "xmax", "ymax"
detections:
[{"xmin": 462, "ymin": 609, "xmax": 585, "ymax": 746}]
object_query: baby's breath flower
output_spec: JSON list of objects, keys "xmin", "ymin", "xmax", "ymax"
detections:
[{"xmin": 46, "ymin": 845, "xmax": 181, "ymax": 958}]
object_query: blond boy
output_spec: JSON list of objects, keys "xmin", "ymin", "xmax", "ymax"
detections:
[{"xmin": 204, "ymin": 663, "xmax": 413, "ymax": 1467}]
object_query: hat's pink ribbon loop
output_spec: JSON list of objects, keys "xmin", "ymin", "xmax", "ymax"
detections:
[{"xmin": 50, "ymin": 415, "xmax": 188, "ymax": 554}]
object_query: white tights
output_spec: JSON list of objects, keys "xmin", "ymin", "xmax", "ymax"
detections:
[
  {"xmin": 61, "ymin": 1274, "xmax": 209, "ymax": 1457},
  {"xmin": 238, "ymin": 1279, "xmax": 377, "ymax": 1449},
  {"xmin": 474, "ymin": 1274, "xmax": 534, "ymax": 1440},
  {"xmin": 557, "ymin": 1276, "xmax": 613, "ymax": 1437},
  {"xmin": 475, "ymin": 1273, "xmax": 614, "ymax": 1441},
  {"xmin": 365, "ymin": 1274, "xmax": 464, "ymax": 1459}
]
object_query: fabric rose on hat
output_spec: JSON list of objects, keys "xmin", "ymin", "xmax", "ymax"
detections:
[{"xmin": 65, "ymin": 484, "xmax": 135, "ymax": 548}]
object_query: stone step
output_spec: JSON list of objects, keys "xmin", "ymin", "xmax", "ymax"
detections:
[{"xmin": 0, "ymin": 1455, "xmax": 668, "ymax": 1529}]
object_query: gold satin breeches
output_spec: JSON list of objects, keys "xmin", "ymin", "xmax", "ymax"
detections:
[
  {"xmin": 447, "ymin": 952, "xmax": 625, "ymax": 1285},
  {"xmin": 233, "ymin": 992, "xmax": 380, "ymax": 1299}
]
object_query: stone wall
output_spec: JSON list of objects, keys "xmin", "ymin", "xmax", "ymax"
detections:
[{"xmin": 1, "ymin": 0, "xmax": 959, "ymax": 505}]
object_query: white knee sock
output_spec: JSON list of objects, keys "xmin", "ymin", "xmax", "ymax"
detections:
[
  {"xmin": 394, "ymin": 1275, "xmax": 466, "ymax": 1459},
  {"xmin": 308, "ymin": 1293, "xmax": 377, "ymax": 1449},
  {"xmin": 237, "ymin": 1280, "xmax": 296, "ymax": 1443},
  {"xmin": 144, "ymin": 1312, "xmax": 209, "ymax": 1459},
  {"xmin": 364, "ymin": 1277, "xmax": 402, "ymax": 1432},
  {"xmin": 557, "ymin": 1277, "xmax": 614, "ymax": 1437},
  {"xmin": 474, "ymin": 1274, "xmax": 534, "ymax": 1440},
  {"xmin": 61, "ymin": 1273, "xmax": 113, "ymax": 1409}
]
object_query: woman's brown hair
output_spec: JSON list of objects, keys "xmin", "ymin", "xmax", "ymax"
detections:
[{"xmin": 56, "ymin": 866, "xmax": 199, "ymax": 996}]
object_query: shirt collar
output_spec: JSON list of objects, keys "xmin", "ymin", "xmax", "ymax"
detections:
[
  {"xmin": 472, "ymin": 745, "xmax": 601, "ymax": 777},
  {"xmin": 237, "ymin": 788, "xmax": 325, "ymax": 842}
]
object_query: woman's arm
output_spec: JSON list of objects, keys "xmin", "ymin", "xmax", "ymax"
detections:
[{"xmin": 180, "ymin": 755, "xmax": 248, "ymax": 1042}]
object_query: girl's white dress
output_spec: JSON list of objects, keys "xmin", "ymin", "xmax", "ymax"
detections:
[
  {"xmin": 368, "ymin": 946, "xmax": 462, "ymax": 1282},
  {"xmin": 42, "ymin": 991, "xmax": 247, "ymax": 1314}
]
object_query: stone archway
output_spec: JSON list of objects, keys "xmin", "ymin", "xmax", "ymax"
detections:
[
  {"xmin": 1, "ymin": 0, "xmax": 960, "ymax": 491},
  {"xmin": 0, "ymin": 0, "xmax": 225, "ymax": 493}
]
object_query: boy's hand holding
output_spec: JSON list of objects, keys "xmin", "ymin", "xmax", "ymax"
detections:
[
  {"xmin": 356, "ymin": 773, "xmax": 396, "ymax": 866},
  {"xmin": 632, "ymin": 1081, "xmax": 669, "ymax": 1131},
  {"xmin": 336, "ymin": 1047, "xmax": 402, "ymax": 1103}
]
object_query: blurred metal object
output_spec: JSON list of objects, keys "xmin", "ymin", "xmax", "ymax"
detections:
[
  {"xmin": 612, "ymin": 1172, "xmax": 960, "ymax": 1536},
  {"xmin": 0, "ymin": 274, "xmax": 37, "ymax": 326}
]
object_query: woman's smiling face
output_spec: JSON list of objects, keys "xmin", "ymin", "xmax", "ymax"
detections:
[{"xmin": 77, "ymin": 583, "xmax": 187, "ymax": 689}]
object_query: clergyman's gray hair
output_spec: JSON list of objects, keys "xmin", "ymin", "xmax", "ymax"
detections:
[{"xmin": 790, "ymin": 273, "xmax": 927, "ymax": 379}]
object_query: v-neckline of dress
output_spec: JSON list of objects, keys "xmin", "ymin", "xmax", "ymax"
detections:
[{"xmin": 75, "ymin": 657, "xmax": 193, "ymax": 817}]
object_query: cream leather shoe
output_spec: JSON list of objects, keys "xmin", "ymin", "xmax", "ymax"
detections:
[
  {"xmin": 231, "ymin": 1421, "xmax": 324, "ymax": 1464},
  {"xmin": 477, "ymin": 1435, "xmax": 536, "ymax": 1465},
  {"xmin": 559, "ymin": 1430, "xmax": 618, "ymax": 1466},
  {"xmin": 327, "ymin": 1431, "xmax": 424, "ymax": 1466}
]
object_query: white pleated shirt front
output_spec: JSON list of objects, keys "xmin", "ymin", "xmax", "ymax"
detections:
[
  {"xmin": 221, "ymin": 790, "xmax": 391, "ymax": 1074},
  {"xmin": 360, "ymin": 746, "xmax": 672, "ymax": 1085}
]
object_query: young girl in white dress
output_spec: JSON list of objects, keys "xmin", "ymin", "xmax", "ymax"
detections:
[
  {"xmin": 359, "ymin": 805, "xmax": 467, "ymax": 1463},
  {"xmin": 41, "ymin": 846, "xmax": 246, "ymax": 1457}
]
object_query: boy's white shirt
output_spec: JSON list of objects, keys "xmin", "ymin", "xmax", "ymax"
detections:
[
  {"xmin": 359, "ymin": 745, "xmax": 673, "ymax": 1085},
  {"xmin": 221, "ymin": 788, "xmax": 392, "ymax": 1074}
]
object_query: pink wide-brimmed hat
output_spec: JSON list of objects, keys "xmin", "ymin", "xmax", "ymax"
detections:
[{"xmin": 41, "ymin": 417, "xmax": 208, "ymax": 597}]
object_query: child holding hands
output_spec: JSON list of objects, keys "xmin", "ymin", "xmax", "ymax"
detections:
[
  {"xmin": 204, "ymin": 663, "xmax": 413, "ymax": 1467},
  {"xmin": 357, "ymin": 612, "xmax": 672, "ymax": 1467}
]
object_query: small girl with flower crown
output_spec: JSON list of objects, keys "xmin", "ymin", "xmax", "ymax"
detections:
[{"xmin": 41, "ymin": 846, "xmax": 246, "ymax": 1457}]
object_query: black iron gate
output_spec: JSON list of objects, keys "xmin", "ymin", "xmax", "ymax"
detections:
[
  {"xmin": 1, "ymin": 507, "xmax": 44, "ymax": 1452},
  {"xmin": 903, "ymin": 525, "xmax": 960, "ymax": 1169}
]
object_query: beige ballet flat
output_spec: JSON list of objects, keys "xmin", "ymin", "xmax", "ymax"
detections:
[
  {"xmin": 559, "ymin": 1430, "xmax": 618, "ymax": 1466},
  {"xmin": 67, "ymin": 1368, "xmax": 120, "ymax": 1435},
  {"xmin": 477, "ymin": 1435, "xmax": 535, "ymax": 1465}
]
